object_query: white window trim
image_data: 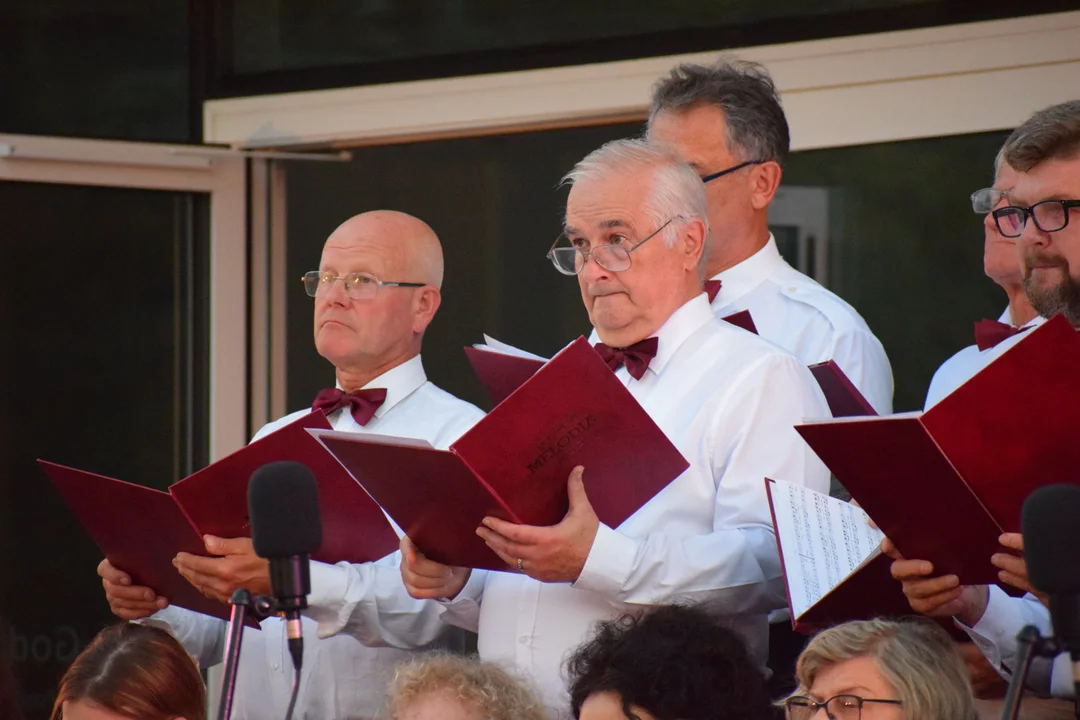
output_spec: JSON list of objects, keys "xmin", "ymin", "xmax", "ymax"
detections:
[
  {"xmin": 204, "ymin": 10, "xmax": 1080, "ymax": 151},
  {"xmin": 0, "ymin": 134, "xmax": 248, "ymax": 461}
]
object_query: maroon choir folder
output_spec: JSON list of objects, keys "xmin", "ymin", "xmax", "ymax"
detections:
[
  {"xmin": 40, "ymin": 412, "xmax": 399, "ymax": 620},
  {"xmin": 465, "ymin": 311, "xmax": 760, "ymax": 407},
  {"xmin": 167, "ymin": 412, "xmax": 398, "ymax": 566},
  {"xmin": 809, "ymin": 361, "xmax": 878, "ymax": 417},
  {"xmin": 795, "ymin": 314, "xmax": 1080, "ymax": 585},
  {"xmin": 315, "ymin": 337, "xmax": 690, "ymax": 570},
  {"xmin": 39, "ymin": 461, "xmax": 258, "ymax": 627}
]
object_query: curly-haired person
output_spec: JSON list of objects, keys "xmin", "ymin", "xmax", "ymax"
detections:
[
  {"xmin": 383, "ymin": 653, "xmax": 548, "ymax": 720},
  {"xmin": 565, "ymin": 603, "xmax": 771, "ymax": 720}
]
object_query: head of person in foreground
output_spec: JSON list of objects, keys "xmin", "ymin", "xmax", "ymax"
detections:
[
  {"xmin": 51, "ymin": 622, "xmax": 205, "ymax": 720},
  {"xmin": 782, "ymin": 618, "xmax": 977, "ymax": 720},
  {"xmin": 565, "ymin": 603, "xmax": 771, "ymax": 720},
  {"xmin": 382, "ymin": 652, "xmax": 547, "ymax": 720}
]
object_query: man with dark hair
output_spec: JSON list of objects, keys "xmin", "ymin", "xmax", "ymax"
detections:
[
  {"xmin": 648, "ymin": 58, "xmax": 893, "ymax": 414},
  {"xmin": 565, "ymin": 604, "xmax": 772, "ymax": 720},
  {"xmin": 891, "ymin": 99, "xmax": 1080, "ymax": 700}
]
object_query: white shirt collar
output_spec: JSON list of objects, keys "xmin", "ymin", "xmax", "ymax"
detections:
[
  {"xmin": 336, "ymin": 354, "xmax": 427, "ymax": 419},
  {"xmin": 997, "ymin": 306, "xmax": 1012, "ymax": 325},
  {"xmin": 709, "ymin": 234, "xmax": 783, "ymax": 303},
  {"xmin": 645, "ymin": 294, "xmax": 716, "ymax": 376}
]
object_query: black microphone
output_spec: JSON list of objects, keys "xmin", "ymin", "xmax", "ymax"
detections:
[
  {"xmin": 248, "ymin": 461, "xmax": 323, "ymax": 672},
  {"xmin": 1022, "ymin": 484, "xmax": 1080, "ymax": 701}
]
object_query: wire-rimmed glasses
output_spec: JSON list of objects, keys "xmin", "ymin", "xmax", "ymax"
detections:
[
  {"xmin": 301, "ymin": 270, "xmax": 425, "ymax": 300},
  {"xmin": 700, "ymin": 159, "xmax": 766, "ymax": 183},
  {"xmin": 784, "ymin": 694, "xmax": 902, "ymax": 720},
  {"xmin": 970, "ymin": 186, "xmax": 1008, "ymax": 214},
  {"xmin": 991, "ymin": 200, "xmax": 1080, "ymax": 238},
  {"xmin": 546, "ymin": 218, "xmax": 677, "ymax": 276}
]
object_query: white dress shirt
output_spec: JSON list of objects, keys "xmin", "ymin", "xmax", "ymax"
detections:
[
  {"xmin": 960, "ymin": 586, "xmax": 1073, "ymax": 697},
  {"xmin": 436, "ymin": 295, "xmax": 832, "ymax": 716},
  {"xmin": 923, "ymin": 313, "xmax": 1045, "ymax": 409},
  {"xmin": 152, "ymin": 355, "xmax": 484, "ymax": 720},
  {"xmin": 710, "ymin": 235, "xmax": 894, "ymax": 414}
]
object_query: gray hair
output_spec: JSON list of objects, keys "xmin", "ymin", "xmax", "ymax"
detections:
[
  {"xmin": 1002, "ymin": 99, "xmax": 1080, "ymax": 172},
  {"xmin": 561, "ymin": 138, "xmax": 710, "ymax": 272},
  {"xmin": 648, "ymin": 56, "xmax": 790, "ymax": 167},
  {"xmin": 788, "ymin": 619, "xmax": 977, "ymax": 720}
]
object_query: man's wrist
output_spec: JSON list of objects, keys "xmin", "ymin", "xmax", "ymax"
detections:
[{"xmin": 955, "ymin": 585, "xmax": 990, "ymax": 627}]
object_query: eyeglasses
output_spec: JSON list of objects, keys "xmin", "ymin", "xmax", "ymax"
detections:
[
  {"xmin": 970, "ymin": 187, "xmax": 1009, "ymax": 214},
  {"xmin": 785, "ymin": 694, "xmax": 902, "ymax": 720},
  {"xmin": 301, "ymin": 270, "xmax": 425, "ymax": 300},
  {"xmin": 546, "ymin": 218, "xmax": 677, "ymax": 276},
  {"xmin": 991, "ymin": 200, "xmax": 1080, "ymax": 238},
  {"xmin": 700, "ymin": 159, "xmax": 765, "ymax": 183}
]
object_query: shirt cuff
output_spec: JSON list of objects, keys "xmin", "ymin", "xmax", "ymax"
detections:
[
  {"xmin": 307, "ymin": 560, "xmax": 351, "ymax": 610},
  {"xmin": 572, "ymin": 523, "xmax": 638, "ymax": 600},
  {"xmin": 958, "ymin": 586, "xmax": 1034, "ymax": 674}
]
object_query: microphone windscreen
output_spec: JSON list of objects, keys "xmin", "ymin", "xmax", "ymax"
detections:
[
  {"xmin": 1022, "ymin": 484, "xmax": 1080, "ymax": 594},
  {"xmin": 248, "ymin": 461, "xmax": 323, "ymax": 558}
]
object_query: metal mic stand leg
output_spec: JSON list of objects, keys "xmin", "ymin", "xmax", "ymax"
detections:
[
  {"xmin": 217, "ymin": 589, "xmax": 253, "ymax": 720},
  {"xmin": 1001, "ymin": 625, "xmax": 1059, "ymax": 720}
]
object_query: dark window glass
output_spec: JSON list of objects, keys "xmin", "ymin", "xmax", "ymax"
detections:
[
  {"xmin": 0, "ymin": 0, "xmax": 190, "ymax": 142},
  {"xmin": 0, "ymin": 181, "xmax": 209, "ymax": 718},
  {"xmin": 284, "ymin": 125, "xmax": 1011, "ymax": 417},
  {"xmin": 219, "ymin": 0, "xmax": 1076, "ymax": 95}
]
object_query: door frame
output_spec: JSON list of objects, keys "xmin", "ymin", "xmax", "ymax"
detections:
[{"xmin": 0, "ymin": 134, "xmax": 248, "ymax": 460}]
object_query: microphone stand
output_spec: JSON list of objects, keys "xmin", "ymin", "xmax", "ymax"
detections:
[
  {"xmin": 1001, "ymin": 625, "xmax": 1062, "ymax": 720},
  {"xmin": 217, "ymin": 589, "xmax": 273, "ymax": 720}
]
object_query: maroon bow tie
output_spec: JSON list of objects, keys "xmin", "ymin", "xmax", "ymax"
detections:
[
  {"xmin": 594, "ymin": 337, "xmax": 659, "ymax": 381},
  {"xmin": 973, "ymin": 319, "xmax": 1030, "ymax": 351},
  {"xmin": 705, "ymin": 279, "xmax": 722, "ymax": 303},
  {"xmin": 312, "ymin": 387, "xmax": 387, "ymax": 426}
]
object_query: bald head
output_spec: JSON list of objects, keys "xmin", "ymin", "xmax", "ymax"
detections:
[{"xmin": 325, "ymin": 210, "xmax": 444, "ymax": 288}]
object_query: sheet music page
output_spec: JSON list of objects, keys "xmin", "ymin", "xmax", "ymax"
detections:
[
  {"xmin": 477, "ymin": 334, "xmax": 548, "ymax": 361},
  {"xmin": 767, "ymin": 479, "xmax": 883, "ymax": 619}
]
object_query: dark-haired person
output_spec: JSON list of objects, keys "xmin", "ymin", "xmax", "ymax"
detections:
[
  {"xmin": 647, "ymin": 57, "xmax": 893, "ymax": 415},
  {"xmin": 97, "ymin": 211, "xmax": 485, "ymax": 719},
  {"xmin": 566, "ymin": 604, "xmax": 771, "ymax": 720},
  {"xmin": 51, "ymin": 623, "xmax": 205, "ymax": 720},
  {"xmin": 891, "ymin": 100, "xmax": 1080, "ymax": 702},
  {"xmin": 783, "ymin": 619, "xmax": 977, "ymax": 720}
]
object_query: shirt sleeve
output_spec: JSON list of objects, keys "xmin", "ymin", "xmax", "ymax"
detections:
[
  {"xmin": 573, "ymin": 354, "xmax": 831, "ymax": 615},
  {"xmin": 303, "ymin": 551, "xmax": 456, "ymax": 648},
  {"xmin": 433, "ymin": 569, "xmax": 488, "ymax": 634},
  {"xmin": 957, "ymin": 586, "xmax": 1071, "ymax": 696},
  {"xmin": 829, "ymin": 326, "xmax": 894, "ymax": 415},
  {"xmin": 146, "ymin": 605, "xmax": 227, "ymax": 668}
]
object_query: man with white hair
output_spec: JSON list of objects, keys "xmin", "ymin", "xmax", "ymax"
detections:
[{"xmin": 399, "ymin": 138, "xmax": 831, "ymax": 716}]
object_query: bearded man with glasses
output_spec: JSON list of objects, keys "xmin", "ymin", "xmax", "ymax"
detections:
[
  {"xmin": 99, "ymin": 210, "xmax": 485, "ymax": 720},
  {"xmin": 889, "ymin": 100, "xmax": 1080, "ymax": 711},
  {"xmin": 399, "ymin": 138, "xmax": 831, "ymax": 718}
]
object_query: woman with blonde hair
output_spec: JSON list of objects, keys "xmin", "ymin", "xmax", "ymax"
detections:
[
  {"xmin": 383, "ymin": 652, "xmax": 547, "ymax": 720},
  {"xmin": 51, "ymin": 623, "xmax": 204, "ymax": 720},
  {"xmin": 783, "ymin": 618, "xmax": 977, "ymax": 720}
]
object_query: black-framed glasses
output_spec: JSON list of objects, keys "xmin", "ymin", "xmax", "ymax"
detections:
[
  {"xmin": 301, "ymin": 270, "xmax": 425, "ymax": 300},
  {"xmin": 700, "ymin": 159, "xmax": 765, "ymax": 183},
  {"xmin": 546, "ymin": 218, "xmax": 677, "ymax": 276},
  {"xmin": 991, "ymin": 200, "xmax": 1080, "ymax": 238},
  {"xmin": 785, "ymin": 694, "xmax": 902, "ymax": 720},
  {"xmin": 971, "ymin": 186, "xmax": 1008, "ymax": 214}
]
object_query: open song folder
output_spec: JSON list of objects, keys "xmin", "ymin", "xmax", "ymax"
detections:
[
  {"xmin": 766, "ymin": 478, "xmax": 911, "ymax": 633},
  {"xmin": 795, "ymin": 314, "xmax": 1080, "ymax": 585},
  {"xmin": 40, "ymin": 412, "xmax": 398, "ymax": 621},
  {"xmin": 314, "ymin": 336, "xmax": 690, "ymax": 570}
]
